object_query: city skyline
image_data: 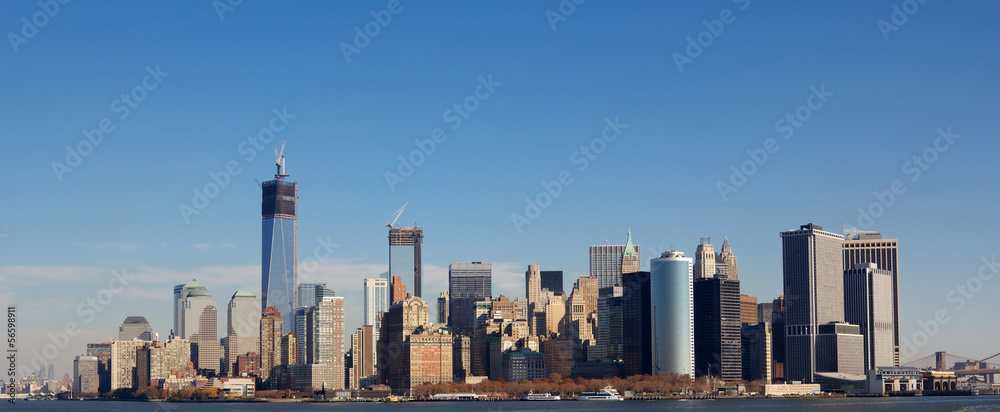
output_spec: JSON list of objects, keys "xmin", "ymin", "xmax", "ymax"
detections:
[{"xmin": 3, "ymin": 1, "xmax": 1000, "ymax": 380}]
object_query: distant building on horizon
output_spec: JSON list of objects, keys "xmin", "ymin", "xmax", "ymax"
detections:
[
  {"xmin": 261, "ymin": 155, "xmax": 298, "ymax": 335},
  {"xmin": 118, "ymin": 316, "xmax": 154, "ymax": 341},
  {"xmin": 590, "ymin": 230, "xmax": 640, "ymax": 296},
  {"xmin": 650, "ymin": 251, "xmax": 694, "ymax": 377}
]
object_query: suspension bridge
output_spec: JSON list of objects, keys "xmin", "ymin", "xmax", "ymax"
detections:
[{"xmin": 902, "ymin": 351, "xmax": 1000, "ymax": 379}]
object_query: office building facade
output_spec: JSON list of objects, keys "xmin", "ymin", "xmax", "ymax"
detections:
[
  {"xmin": 259, "ymin": 305, "xmax": 283, "ymax": 387},
  {"xmin": 649, "ymin": 251, "xmax": 694, "ymax": 377},
  {"xmin": 844, "ymin": 263, "xmax": 895, "ymax": 372},
  {"xmin": 179, "ymin": 281, "xmax": 219, "ymax": 375},
  {"xmin": 843, "ymin": 233, "xmax": 899, "ymax": 366},
  {"xmin": 118, "ymin": 316, "xmax": 154, "ymax": 341},
  {"xmin": 364, "ymin": 277, "xmax": 389, "ymax": 333},
  {"xmin": 448, "ymin": 262, "xmax": 492, "ymax": 337},
  {"xmin": 693, "ymin": 277, "xmax": 742, "ymax": 380},
  {"xmin": 540, "ymin": 270, "xmax": 564, "ymax": 295},
  {"xmin": 73, "ymin": 356, "xmax": 100, "ymax": 395},
  {"xmin": 225, "ymin": 290, "xmax": 260, "ymax": 376},
  {"xmin": 623, "ymin": 271, "xmax": 652, "ymax": 377},
  {"xmin": 780, "ymin": 223, "xmax": 846, "ymax": 383},
  {"xmin": 589, "ymin": 230, "xmax": 640, "ymax": 295}
]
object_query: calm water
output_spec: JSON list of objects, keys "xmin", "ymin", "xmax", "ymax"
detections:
[{"xmin": 7, "ymin": 397, "xmax": 1000, "ymax": 411}]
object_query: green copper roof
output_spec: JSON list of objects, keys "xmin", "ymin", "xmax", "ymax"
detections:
[
  {"xmin": 232, "ymin": 290, "xmax": 256, "ymax": 298},
  {"xmin": 624, "ymin": 228, "xmax": 638, "ymax": 257},
  {"xmin": 187, "ymin": 288, "xmax": 210, "ymax": 297},
  {"xmin": 182, "ymin": 279, "xmax": 206, "ymax": 290}
]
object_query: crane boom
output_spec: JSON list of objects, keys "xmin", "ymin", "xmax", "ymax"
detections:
[{"xmin": 387, "ymin": 203, "xmax": 408, "ymax": 228}]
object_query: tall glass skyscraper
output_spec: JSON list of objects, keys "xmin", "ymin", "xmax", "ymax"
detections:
[
  {"xmin": 262, "ymin": 164, "xmax": 297, "ymax": 335},
  {"xmin": 649, "ymin": 250, "xmax": 693, "ymax": 377},
  {"xmin": 389, "ymin": 227, "xmax": 423, "ymax": 302}
]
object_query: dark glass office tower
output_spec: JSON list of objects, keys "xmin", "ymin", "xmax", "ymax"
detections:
[
  {"xmin": 448, "ymin": 262, "xmax": 492, "ymax": 336},
  {"xmin": 622, "ymin": 271, "xmax": 652, "ymax": 377},
  {"xmin": 389, "ymin": 227, "xmax": 424, "ymax": 301},
  {"xmin": 540, "ymin": 271, "xmax": 564, "ymax": 295},
  {"xmin": 693, "ymin": 277, "xmax": 742, "ymax": 381},
  {"xmin": 262, "ymin": 158, "xmax": 297, "ymax": 335}
]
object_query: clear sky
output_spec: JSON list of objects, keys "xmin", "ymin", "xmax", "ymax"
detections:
[{"xmin": 2, "ymin": 1, "xmax": 999, "ymax": 378}]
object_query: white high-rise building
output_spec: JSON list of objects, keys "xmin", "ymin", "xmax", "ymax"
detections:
[
  {"xmin": 649, "ymin": 250, "xmax": 693, "ymax": 377},
  {"xmin": 364, "ymin": 277, "xmax": 389, "ymax": 335},
  {"xmin": 179, "ymin": 280, "xmax": 219, "ymax": 375},
  {"xmin": 226, "ymin": 290, "xmax": 261, "ymax": 376}
]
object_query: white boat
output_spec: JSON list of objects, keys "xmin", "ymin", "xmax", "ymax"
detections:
[
  {"xmin": 524, "ymin": 391, "xmax": 561, "ymax": 401},
  {"xmin": 575, "ymin": 386, "xmax": 624, "ymax": 401}
]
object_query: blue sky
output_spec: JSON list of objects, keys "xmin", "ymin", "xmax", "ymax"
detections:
[{"xmin": 2, "ymin": 0, "xmax": 1000, "ymax": 377}]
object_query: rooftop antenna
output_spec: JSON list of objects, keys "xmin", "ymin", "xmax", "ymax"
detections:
[{"xmin": 273, "ymin": 138, "xmax": 288, "ymax": 179}]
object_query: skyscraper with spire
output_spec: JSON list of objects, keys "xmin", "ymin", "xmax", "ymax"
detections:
[
  {"xmin": 589, "ymin": 230, "xmax": 640, "ymax": 296},
  {"xmin": 262, "ymin": 140, "xmax": 297, "ymax": 334},
  {"xmin": 717, "ymin": 237, "xmax": 738, "ymax": 280}
]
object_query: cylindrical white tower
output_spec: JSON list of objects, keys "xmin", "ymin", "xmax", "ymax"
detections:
[{"xmin": 650, "ymin": 250, "xmax": 694, "ymax": 377}]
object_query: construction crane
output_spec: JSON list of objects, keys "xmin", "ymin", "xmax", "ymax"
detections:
[
  {"xmin": 273, "ymin": 138, "xmax": 288, "ymax": 178},
  {"xmin": 387, "ymin": 203, "xmax": 408, "ymax": 228}
]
